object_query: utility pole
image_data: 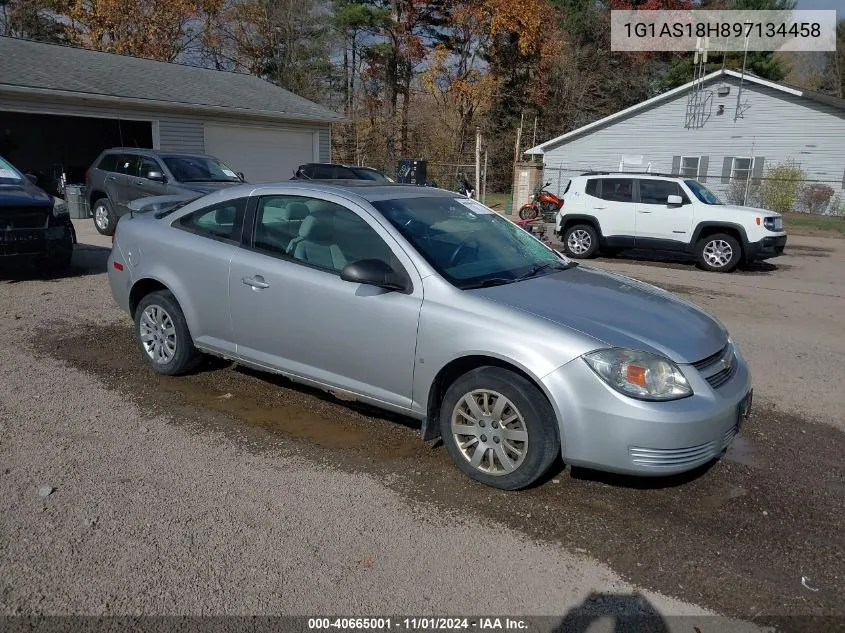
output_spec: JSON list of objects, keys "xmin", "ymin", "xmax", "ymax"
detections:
[
  {"xmin": 475, "ymin": 127, "xmax": 481, "ymax": 198},
  {"xmin": 514, "ymin": 113, "xmax": 524, "ymax": 164},
  {"xmin": 482, "ymin": 149, "xmax": 488, "ymax": 204}
]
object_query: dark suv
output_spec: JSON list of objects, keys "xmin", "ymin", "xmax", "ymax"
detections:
[
  {"xmin": 86, "ymin": 148, "xmax": 246, "ymax": 236},
  {"xmin": 293, "ymin": 163, "xmax": 393, "ymax": 182},
  {"xmin": 0, "ymin": 154, "xmax": 75, "ymax": 272}
]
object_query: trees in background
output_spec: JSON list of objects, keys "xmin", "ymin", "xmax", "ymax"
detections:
[{"xmin": 0, "ymin": 0, "xmax": 842, "ymax": 189}]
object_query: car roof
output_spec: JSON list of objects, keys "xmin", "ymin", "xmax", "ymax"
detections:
[
  {"xmin": 577, "ymin": 172, "xmax": 684, "ymax": 180},
  {"xmin": 103, "ymin": 148, "xmax": 216, "ymax": 159},
  {"xmin": 245, "ymin": 180, "xmax": 459, "ymax": 202},
  {"xmin": 300, "ymin": 162, "xmax": 382, "ymax": 170}
]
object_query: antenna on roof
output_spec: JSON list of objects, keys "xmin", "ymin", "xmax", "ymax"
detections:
[
  {"xmin": 734, "ymin": 21, "xmax": 752, "ymax": 121},
  {"xmin": 685, "ymin": 37, "xmax": 711, "ymax": 129}
]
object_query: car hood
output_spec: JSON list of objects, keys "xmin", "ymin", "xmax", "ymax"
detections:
[
  {"xmin": 718, "ymin": 204, "xmax": 780, "ymax": 218},
  {"xmin": 470, "ymin": 265, "xmax": 727, "ymax": 364},
  {"xmin": 178, "ymin": 181, "xmax": 242, "ymax": 194},
  {"xmin": 0, "ymin": 182, "xmax": 52, "ymax": 208}
]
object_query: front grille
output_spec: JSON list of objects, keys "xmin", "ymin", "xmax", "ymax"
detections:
[
  {"xmin": 629, "ymin": 441, "xmax": 716, "ymax": 469},
  {"xmin": 692, "ymin": 345, "xmax": 728, "ymax": 371},
  {"xmin": 706, "ymin": 360, "xmax": 737, "ymax": 389},
  {"xmin": 0, "ymin": 207, "xmax": 49, "ymax": 229}
]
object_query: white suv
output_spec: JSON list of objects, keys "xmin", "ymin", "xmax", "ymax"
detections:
[{"xmin": 554, "ymin": 172, "xmax": 787, "ymax": 272}]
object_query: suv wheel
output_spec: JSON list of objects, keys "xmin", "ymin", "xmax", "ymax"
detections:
[
  {"xmin": 439, "ymin": 367, "xmax": 560, "ymax": 490},
  {"xmin": 562, "ymin": 224, "xmax": 599, "ymax": 259},
  {"xmin": 696, "ymin": 233, "xmax": 741, "ymax": 272},
  {"xmin": 92, "ymin": 198, "xmax": 117, "ymax": 236},
  {"xmin": 134, "ymin": 290, "xmax": 202, "ymax": 375}
]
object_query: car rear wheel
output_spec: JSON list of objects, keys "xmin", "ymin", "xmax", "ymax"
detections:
[
  {"xmin": 439, "ymin": 367, "xmax": 560, "ymax": 490},
  {"xmin": 92, "ymin": 198, "xmax": 117, "ymax": 236},
  {"xmin": 134, "ymin": 290, "xmax": 201, "ymax": 375},
  {"xmin": 696, "ymin": 233, "xmax": 741, "ymax": 272},
  {"xmin": 562, "ymin": 224, "xmax": 599, "ymax": 259}
]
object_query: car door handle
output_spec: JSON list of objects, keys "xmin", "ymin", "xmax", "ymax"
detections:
[
  {"xmin": 592, "ymin": 206, "xmax": 607, "ymax": 210},
  {"xmin": 134, "ymin": 179, "xmax": 144, "ymax": 185},
  {"xmin": 638, "ymin": 210, "xmax": 652, "ymax": 214},
  {"xmin": 107, "ymin": 175, "xmax": 117, "ymax": 181},
  {"xmin": 242, "ymin": 275, "xmax": 269, "ymax": 290}
]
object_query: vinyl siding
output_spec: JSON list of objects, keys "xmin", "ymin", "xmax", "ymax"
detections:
[
  {"xmin": 158, "ymin": 119, "xmax": 204, "ymax": 153},
  {"xmin": 539, "ymin": 76, "xmax": 845, "ymax": 209}
]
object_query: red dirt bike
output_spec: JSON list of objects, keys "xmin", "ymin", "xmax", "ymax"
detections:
[{"xmin": 518, "ymin": 181, "xmax": 563, "ymax": 222}]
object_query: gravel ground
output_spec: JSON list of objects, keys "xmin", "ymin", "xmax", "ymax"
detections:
[{"xmin": 1, "ymin": 220, "xmax": 843, "ymax": 632}]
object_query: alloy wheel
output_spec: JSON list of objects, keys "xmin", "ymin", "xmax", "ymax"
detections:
[
  {"xmin": 703, "ymin": 239, "xmax": 733, "ymax": 268},
  {"xmin": 567, "ymin": 229, "xmax": 592, "ymax": 255},
  {"xmin": 94, "ymin": 205, "xmax": 109, "ymax": 231}
]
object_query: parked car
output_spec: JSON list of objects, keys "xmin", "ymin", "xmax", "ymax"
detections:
[
  {"xmin": 555, "ymin": 172, "xmax": 787, "ymax": 272},
  {"xmin": 293, "ymin": 163, "xmax": 394, "ymax": 182},
  {"xmin": 86, "ymin": 148, "xmax": 246, "ymax": 236},
  {"xmin": 0, "ymin": 154, "xmax": 75, "ymax": 272},
  {"xmin": 108, "ymin": 182, "xmax": 752, "ymax": 490}
]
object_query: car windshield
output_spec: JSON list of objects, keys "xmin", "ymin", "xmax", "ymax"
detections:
[
  {"xmin": 685, "ymin": 179, "xmax": 723, "ymax": 205},
  {"xmin": 351, "ymin": 168, "xmax": 391, "ymax": 182},
  {"xmin": 373, "ymin": 196, "xmax": 573, "ymax": 290},
  {"xmin": 0, "ymin": 156, "xmax": 24, "ymax": 185},
  {"xmin": 162, "ymin": 155, "xmax": 241, "ymax": 183}
]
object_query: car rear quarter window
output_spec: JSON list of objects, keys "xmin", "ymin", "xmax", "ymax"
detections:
[
  {"xmin": 115, "ymin": 154, "xmax": 141, "ymax": 176},
  {"xmin": 176, "ymin": 198, "xmax": 247, "ymax": 244},
  {"xmin": 598, "ymin": 178, "xmax": 633, "ymax": 203},
  {"xmin": 584, "ymin": 179, "xmax": 599, "ymax": 197}
]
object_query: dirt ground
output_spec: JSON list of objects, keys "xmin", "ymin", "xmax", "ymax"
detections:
[{"xmin": 1, "ymin": 219, "xmax": 843, "ymax": 632}]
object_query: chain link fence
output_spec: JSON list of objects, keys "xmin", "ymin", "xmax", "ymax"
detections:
[{"xmin": 542, "ymin": 162, "xmax": 845, "ymax": 216}]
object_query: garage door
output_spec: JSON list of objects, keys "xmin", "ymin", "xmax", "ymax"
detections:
[{"xmin": 204, "ymin": 123, "xmax": 316, "ymax": 184}]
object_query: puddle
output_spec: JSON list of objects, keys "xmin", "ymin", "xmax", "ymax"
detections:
[{"xmin": 723, "ymin": 436, "xmax": 762, "ymax": 468}]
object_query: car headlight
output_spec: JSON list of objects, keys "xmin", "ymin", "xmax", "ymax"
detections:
[
  {"xmin": 763, "ymin": 216, "xmax": 783, "ymax": 231},
  {"xmin": 582, "ymin": 348, "xmax": 692, "ymax": 401},
  {"xmin": 52, "ymin": 202, "xmax": 69, "ymax": 217}
]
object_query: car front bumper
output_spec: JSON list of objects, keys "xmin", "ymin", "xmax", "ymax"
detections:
[
  {"xmin": 746, "ymin": 234, "xmax": 787, "ymax": 261},
  {"xmin": 0, "ymin": 223, "xmax": 75, "ymax": 258},
  {"xmin": 541, "ymin": 347, "xmax": 752, "ymax": 475}
]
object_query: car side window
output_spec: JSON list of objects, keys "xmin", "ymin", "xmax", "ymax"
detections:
[
  {"xmin": 584, "ymin": 179, "xmax": 600, "ymax": 198},
  {"xmin": 334, "ymin": 166, "xmax": 358, "ymax": 179},
  {"xmin": 138, "ymin": 157, "xmax": 161, "ymax": 179},
  {"xmin": 115, "ymin": 154, "xmax": 140, "ymax": 176},
  {"xmin": 312, "ymin": 164, "xmax": 334, "ymax": 179},
  {"xmin": 97, "ymin": 154, "xmax": 119, "ymax": 173},
  {"xmin": 176, "ymin": 198, "xmax": 247, "ymax": 243},
  {"xmin": 252, "ymin": 195, "xmax": 395, "ymax": 275},
  {"xmin": 639, "ymin": 179, "xmax": 681, "ymax": 205},
  {"xmin": 598, "ymin": 178, "xmax": 633, "ymax": 203}
]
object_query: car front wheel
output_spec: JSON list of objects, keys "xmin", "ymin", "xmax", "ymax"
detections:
[
  {"xmin": 439, "ymin": 367, "xmax": 560, "ymax": 490},
  {"xmin": 696, "ymin": 233, "xmax": 741, "ymax": 272},
  {"xmin": 134, "ymin": 290, "xmax": 201, "ymax": 375},
  {"xmin": 562, "ymin": 224, "xmax": 599, "ymax": 259}
]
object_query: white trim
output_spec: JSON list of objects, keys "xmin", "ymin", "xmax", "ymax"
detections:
[
  {"xmin": 680, "ymin": 155, "xmax": 701, "ymax": 178},
  {"xmin": 151, "ymin": 120, "xmax": 161, "ymax": 149},
  {"xmin": 313, "ymin": 131, "xmax": 320, "ymax": 162},
  {"xmin": 730, "ymin": 156, "xmax": 753, "ymax": 181},
  {"xmin": 525, "ymin": 69, "xmax": 805, "ymax": 155}
]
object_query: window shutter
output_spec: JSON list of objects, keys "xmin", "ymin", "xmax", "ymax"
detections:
[
  {"xmin": 671, "ymin": 156, "xmax": 681, "ymax": 175},
  {"xmin": 721, "ymin": 157, "xmax": 733, "ymax": 184},
  {"xmin": 698, "ymin": 156, "xmax": 709, "ymax": 182},
  {"xmin": 751, "ymin": 157, "xmax": 765, "ymax": 185}
]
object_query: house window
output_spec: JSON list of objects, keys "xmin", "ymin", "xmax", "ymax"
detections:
[
  {"xmin": 731, "ymin": 157, "xmax": 753, "ymax": 181},
  {"xmin": 680, "ymin": 157, "xmax": 700, "ymax": 178}
]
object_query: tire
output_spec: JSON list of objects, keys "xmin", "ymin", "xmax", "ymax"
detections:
[
  {"xmin": 562, "ymin": 224, "xmax": 599, "ymax": 259},
  {"xmin": 92, "ymin": 198, "xmax": 117, "ymax": 236},
  {"xmin": 134, "ymin": 290, "xmax": 201, "ymax": 375},
  {"xmin": 519, "ymin": 204, "xmax": 540, "ymax": 221},
  {"xmin": 696, "ymin": 233, "xmax": 742, "ymax": 273},
  {"xmin": 439, "ymin": 366, "xmax": 560, "ymax": 490}
]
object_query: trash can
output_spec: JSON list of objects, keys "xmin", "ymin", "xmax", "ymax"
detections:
[{"xmin": 65, "ymin": 185, "xmax": 89, "ymax": 219}]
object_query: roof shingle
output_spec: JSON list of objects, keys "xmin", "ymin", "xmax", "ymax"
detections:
[{"xmin": 0, "ymin": 36, "xmax": 344, "ymax": 123}]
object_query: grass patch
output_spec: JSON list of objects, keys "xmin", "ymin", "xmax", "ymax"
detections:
[
  {"xmin": 782, "ymin": 213, "xmax": 845, "ymax": 237},
  {"xmin": 481, "ymin": 193, "xmax": 513, "ymax": 214}
]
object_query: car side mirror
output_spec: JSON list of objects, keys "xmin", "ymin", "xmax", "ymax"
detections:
[
  {"xmin": 147, "ymin": 170, "xmax": 167, "ymax": 182},
  {"xmin": 667, "ymin": 194, "xmax": 683, "ymax": 206},
  {"xmin": 237, "ymin": 172, "xmax": 245, "ymax": 181},
  {"xmin": 340, "ymin": 259, "xmax": 410, "ymax": 293},
  {"xmin": 25, "ymin": 173, "xmax": 38, "ymax": 185}
]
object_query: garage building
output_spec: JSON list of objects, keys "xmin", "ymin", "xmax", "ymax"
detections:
[{"xmin": 0, "ymin": 36, "xmax": 344, "ymax": 197}]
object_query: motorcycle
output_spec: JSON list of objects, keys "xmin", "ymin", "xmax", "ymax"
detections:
[{"xmin": 518, "ymin": 181, "xmax": 563, "ymax": 222}]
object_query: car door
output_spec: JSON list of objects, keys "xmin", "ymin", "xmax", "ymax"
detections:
[
  {"xmin": 634, "ymin": 179, "xmax": 694, "ymax": 249},
  {"xmin": 587, "ymin": 178, "xmax": 636, "ymax": 242},
  {"xmin": 111, "ymin": 153, "xmax": 141, "ymax": 215},
  {"xmin": 228, "ymin": 192, "xmax": 424, "ymax": 411},
  {"xmin": 169, "ymin": 197, "xmax": 248, "ymax": 354},
  {"xmin": 125, "ymin": 156, "xmax": 169, "ymax": 203}
]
